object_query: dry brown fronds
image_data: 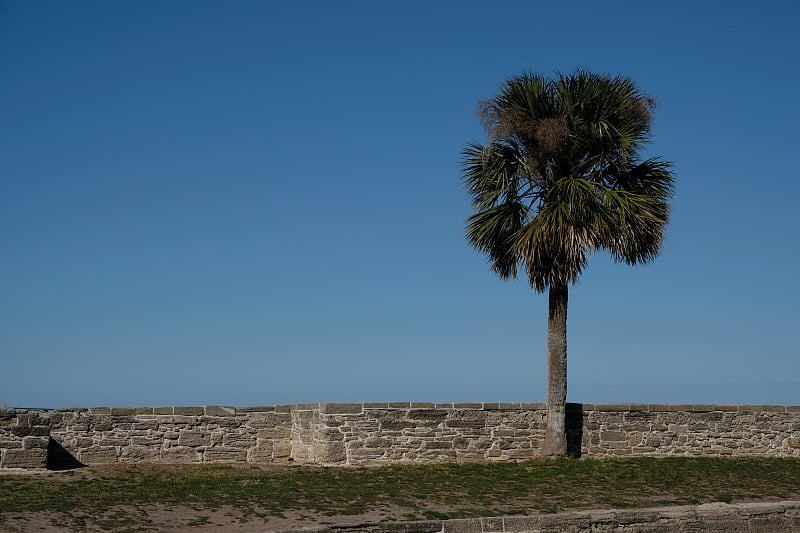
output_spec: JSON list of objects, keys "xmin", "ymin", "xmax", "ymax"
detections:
[{"xmin": 535, "ymin": 117, "xmax": 566, "ymax": 154}]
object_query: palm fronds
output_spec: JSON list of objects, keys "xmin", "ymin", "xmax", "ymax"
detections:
[{"xmin": 461, "ymin": 70, "xmax": 674, "ymax": 292}]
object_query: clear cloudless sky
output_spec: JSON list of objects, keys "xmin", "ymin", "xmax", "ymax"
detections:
[{"xmin": 1, "ymin": 0, "xmax": 799, "ymax": 408}]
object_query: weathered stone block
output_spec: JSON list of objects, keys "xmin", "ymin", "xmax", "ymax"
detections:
[
  {"xmin": 132, "ymin": 421, "xmax": 159, "ymax": 431},
  {"xmin": 626, "ymin": 421, "xmax": 653, "ymax": 432},
  {"xmin": 519, "ymin": 402, "xmax": 546, "ymax": 410},
  {"xmin": 11, "ymin": 426, "xmax": 49, "ymax": 437},
  {"xmin": 317, "ymin": 426, "xmax": 344, "ymax": 439},
  {"xmin": 80, "ymin": 447, "xmax": 119, "ymax": 464},
  {"xmin": 292, "ymin": 410, "xmax": 317, "ymax": 425},
  {"xmin": 692, "ymin": 411, "xmax": 725, "ymax": 422},
  {"xmin": 503, "ymin": 448, "xmax": 536, "ymax": 460},
  {"xmin": 257, "ymin": 427, "xmax": 291, "ymax": 440},
  {"xmin": 131, "ymin": 436, "xmax": 160, "ymax": 446},
  {"xmin": 364, "ymin": 437, "xmax": 392, "ymax": 448},
  {"xmin": 248, "ymin": 443, "xmax": 273, "ymax": 463},
  {"xmin": 2, "ymin": 448, "xmax": 47, "ymax": 468},
  {"xmin": 446, "ymin": 413, "xmax": 487, "ymax": 429},
  {"xmin": 155, "ymin": 415, "xmax": 197, "ymax": 424},
  {"xmin": 313, "ymin": 440, "xmax": 346, "ymax": 463},
  {"xmin": 453, "ymin": 437, "xmax": 469, "ymax": 450},
  {"xmin": 204, "ymin": 447, "xmax": 246, "ymax": 462},
  {"xmin": 201, "ymin": 417, "xmax": 240, "ymax": 429},
  {"xmin": 161, "ymin": 447, "xmax": 200, "ymax": 463},
  {"xmin": 99, "ymin": 436, "xmax": 129, "ymax": 446},
  {"xmin": 424, "ymin": 441, "xmax": 453, "ymax": 450},
  {"xmin": 737, "ymin": 405, "xmax": 762, "ymax": 413},
  {"xmin": 174, "ymin": 407, "xmax": 204, "ymax": 416},
  {"xmin": 110, "ymin": 407, "xmax": 153, "ymax": 416},
  {"xmin": 381, "ymin": 521, "xmax": 441, "ymax": 533},
  {"xmin": 319, "ymin": 403, "xmax": 363, "ymax": 415},
  {"xmin": 22, "ymin": 436, "xmax": 49, "ymax": 449},
  {"xmin": 408, "ymin": 409, "xmax": 448, "ymax": 421},
  {"xmin": 381, "ymin": 419, "xmax": 414, "ymax": 430},
  {"xmin": 89, "ymin": 418, "xmax": 113, "ymax": 432},
  {"xmin": 452, "ymin": 403, "xmax": 483, "ymax": 409},
  {"xmin": 363, "ymin": 402, "xmax": 390, "ymax": 409},
  {"xmin": 760, "ymin": 405, "xmax": 787, "ymax": 413},
  {"xmin": 600, "ymin": 431, "xmax": 627, "ymax": 442},
  {"xmin": 235, "ymin": 406, "xmax": 275, "ymax": 413},
  {"xmin": 349, "ymin": 444, "xmax": 387, "ymax": 456},
  {"xmin": 120, "ymin": 446, "xmax": 160, "ymax": 461},
  {"xmin": 624, "ymin": 410, "xmax": 658, "ymax": 421},
  {"xmin": 178, "ymin": 430, "xmax": 209, "ymax": 447},
  {"xmin": 204, "ymin": 406, "xmax": 236, "ymax": 417},
  {"xmin": 594, "ymin": 404, "xmax": 632, "ymax": 412},
  {"xmin": 246, "ymin": 412, "xmax": 289, "ymax": 428},
  {"xmin": 223, "ymin": 433, "xmax": 257, "ymax": 448},
  {"xmin": 443, "ymin": 518, "xmax": 482, "ymax": 533},
  {"xmin": 668, "ymin": 424, "xmax": 688, "ymax": 435},
  {"xmin": 273, "ymin": 440, "xmax": 292, "ymax": 458}
]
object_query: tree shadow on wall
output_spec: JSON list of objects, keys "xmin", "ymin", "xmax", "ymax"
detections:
[
  {"xmin": 46, "ymin": 438, "xmax": 84, "ymax": 470},
  {"xmin": 566, "ymin": 403, "xmax": 584, "ymax": 458}
]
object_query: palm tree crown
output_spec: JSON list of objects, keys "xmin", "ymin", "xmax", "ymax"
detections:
[{"xmin": 463, "ymin": 70, "xmax": 674, "ymax": 292}]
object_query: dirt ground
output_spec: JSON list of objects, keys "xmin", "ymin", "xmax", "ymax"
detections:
[
  {"xmin": 1, "ymin": 505, "xmax": 411, "ymax": 533},
  {"xmin": 0, "ymin": 465, "xmax": 453, "ymax": 532}
]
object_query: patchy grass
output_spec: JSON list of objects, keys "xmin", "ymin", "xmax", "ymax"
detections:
[{"xmin": 1, "ymin": 457, "xmax": 799, "ymax": 531}]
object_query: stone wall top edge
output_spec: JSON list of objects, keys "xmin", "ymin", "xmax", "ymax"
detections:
[
  {"xmin": 7, "ymin": 403, "xmax": 800, "ymax": 414},
  {"xmin": 586, "ymin": 403, "xmax": 796, "ymax": 413}
]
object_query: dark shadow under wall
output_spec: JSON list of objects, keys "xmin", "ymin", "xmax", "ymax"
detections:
[
  {"xmin": 46, "ymin": 438, "xmax": 84, "ymax": 470},
  {"xmin": 565, "ymin": 402, "xmax": 584, "ymax": 458}
]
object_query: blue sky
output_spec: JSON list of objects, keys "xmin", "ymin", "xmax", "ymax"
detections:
[{"xmin": 2, "ymin": 1, "xmax": 798, "ymax": 408}]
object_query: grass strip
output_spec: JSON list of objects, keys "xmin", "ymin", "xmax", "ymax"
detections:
[{"xmin": 2, "ymin": 457, "xmax": 799, "ymax": 531}]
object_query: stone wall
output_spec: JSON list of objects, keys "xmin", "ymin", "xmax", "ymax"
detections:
[
  {"xmin": 1, "ymin": 403, "xmax": 799, "ymax": 468},
  {"xmin": 47, "ymin": 405, "xmax": 293, "ymax": 466},
  {"xmin": 580, "ymin": 403, "xmax": 800, "ymax": 458}
]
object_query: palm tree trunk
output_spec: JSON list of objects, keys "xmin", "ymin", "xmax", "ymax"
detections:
[{"xmin": 543, "ymin": 282, "xmax": 568, "ymax": 458}]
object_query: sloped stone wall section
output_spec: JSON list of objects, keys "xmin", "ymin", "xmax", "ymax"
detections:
[{"xmin": 1, "ymin": 403, "xmax": 799, "ymax": 468}]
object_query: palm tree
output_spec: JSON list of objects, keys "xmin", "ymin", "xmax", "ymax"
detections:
[{"xmin": 461, "ymin": 70, "xmax": 674, "ymax": 457}]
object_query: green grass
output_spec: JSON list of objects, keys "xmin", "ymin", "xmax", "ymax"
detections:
[{"xmin": 2, "ymin": 457, "xmax": 800, "ymax": 531}]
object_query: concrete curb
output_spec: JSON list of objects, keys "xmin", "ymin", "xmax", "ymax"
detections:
[{"xmin": 266, "ymin": 501, "xmax": 800, "ymax": 533}]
